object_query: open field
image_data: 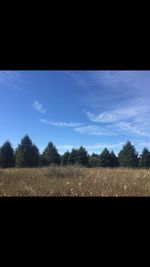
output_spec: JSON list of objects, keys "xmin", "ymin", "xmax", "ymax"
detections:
[{"xmin": 1, "ymin": 166, "xmax": 150, "ymax": 196}]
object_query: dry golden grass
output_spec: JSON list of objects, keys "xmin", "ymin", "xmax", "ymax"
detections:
[{"xmin": 0, "ymin": 166, "xmax": 150, "ymax": 196}]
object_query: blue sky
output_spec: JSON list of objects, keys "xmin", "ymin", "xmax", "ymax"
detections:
[{"xmin": 1, "ymin": 70, "xmax": 150, "ymax": 155}]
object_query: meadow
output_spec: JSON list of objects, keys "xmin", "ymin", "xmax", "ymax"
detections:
[{"xmin": 0, "ymin": 166, "xmax": 150, "ymax": 196}]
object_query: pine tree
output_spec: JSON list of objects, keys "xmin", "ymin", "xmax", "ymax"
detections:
[
  {"xmin": 39, "ymin": 154, "xmax": 48, "ymax": 166},
  {"xmin": 0, "ymin": 141, "xmax": 15, "ymax": 168},
  {"xmin": 62, "ymin": 151, "xmax": 70, "ymax": 166},
  {"xmin": 69, "ymin": 148, "xmax": 78, "ymax": 165},
  {"xmin": 118, "ymin": 141, "xmax": 138, "ymax": 167},
  {"xmin": 138, "ymin": 148, "xmax": 150, "ymax": 168},
  {"xmin": 89, "ymin": 153, "xmax": 100, "ymax": 167},
  {"xmin": 110, "ymin": 151, "xmax": 119, "ymax": 168},
  {"xmin": 42, "ymin": 142, "xmax": 61, "ymax": 165},
  {"xmin": 15, "ymin": 135, "xmax": 39, "ymax": 167},
  {"xmin": 99, "ymin": 148, "xmax": 111, "ymax": 167},
  {"xmin": 76, "ymin": 146, "xmax": 89, "ymax": 166},
  {"xmin": 30, "ymin": 145, "xmax": 40, "ymax": 167}
]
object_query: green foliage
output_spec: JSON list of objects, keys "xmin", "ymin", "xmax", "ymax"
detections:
[
  {"xmin": 89, "ymin": 150, "xmax": 119, "ymax": 168},
  {"xmin": 89, "ymin": 153, "xmax": 100, "ymax": 167},
  {"xmin": 42, "ymin": 142, "xmax": 61, "ymax": 165},
  {"xmin": 39, "ymin": 154, "xmax": 48, "ymax": 166},
  {"xmin": 110, "ymin": 151, "xmax": 119, "ymax": 167},
  {"xmin": 68, "ymin": 147, "xmax": 89, "ymax": 166},
  {"xmin": 62, "ymin": 151, "xmax": 70, "ymax": 165},
  {"xmin": 118, "ymin": 141, "xmax": 138, "ymax": 167},
  {"xmin": 0, "ymin": 141, "xmax": 15, "ymax": 168},
  {"xmin": 139, "ymin": 148, "xmax": 150, "ymax": 168},
  {"xmin": 99, "ymin": 148, "xmax": 112, "ymax": 167},
  {"xmin": 15, "ymin": 135, "xmax": 39, "ymax": 167},
  {"xmin": 76, "ymin": 146, "xmax": 89, "ymax": 166},
  {"xmin": 69, "ymin": 148, "xmax": 78, "ymax": 165},
  {"xmin": 1, "ymin": 136, "xmax": 150, "ymax": 169}
]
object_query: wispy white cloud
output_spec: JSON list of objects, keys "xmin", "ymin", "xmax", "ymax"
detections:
[
  {"xmin": 87, "ymin": 100, "xmax": 150, "ymax": 124},
  {"xmin": 86, "ymin": 94, "xmax": 150, "ymax": 137},
  {"xmin": 65, "ymin": 72, "xmax": 150, "ymax": 139},
  {"xmin": 41, "ymin": 70, "xmax": 150, "ymax": 138},
  {"xmin": 75, "ymin": 125, "xmax": 117, "ymax": 136},
  {"xmin": 40, "ymin": 119, "xmax": 83, "ymax": 127},
  {"xmin": 40, "ymin": 119, "xmax": 117, "ymax": 136},
  {"xmin": 65, "ymin": 71, "xmax": 150, "ymax": 100},
  {"xmin": 65, "ymin": 71, "xmax": 90, "ymax": 88},
  {"xmin": 0, "ymin": 71, "xmax": 24, "ymax": 92},
  {"xmin": 87, "ymin": 107, "xmax": 140, "ymax": 123},
  {"xmin": 65, "ymin": 70, "xmax": 150, "ymax": 92},
  {"xmin": 89, "ymin": 71, "xmax": 150, "ymax": 92},
  {"xmin": 33, "ymin": 101, "xmax": 47, "ymax": 114},
  {"xmin": 117, "ymin": 121, "xmax": 150, "ymax": 137}
]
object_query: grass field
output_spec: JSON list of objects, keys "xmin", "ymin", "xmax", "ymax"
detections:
[{"xmin": 0, "ymin": 166, "xmax": 150, "ymax": 196}]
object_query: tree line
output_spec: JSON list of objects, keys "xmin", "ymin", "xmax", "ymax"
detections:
[{"xmin": 0, "ymin": 135, "xmax": 150, "ymax": 168}]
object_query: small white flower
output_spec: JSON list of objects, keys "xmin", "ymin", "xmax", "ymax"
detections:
[{"xmin": 124, "ymin": 185, "xmax": 127, "ymax": 191}]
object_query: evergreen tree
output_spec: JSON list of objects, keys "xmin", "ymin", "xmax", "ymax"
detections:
[
  {"xmin": 42, "ymin": 142, "xmax": 61, "ymax": 165},
  {"xmin": 118, "ymin": 141, "xmax": 138, "ymax": 167},
  {"xmin": 0, "ymin": 141, "xmax": 15, "ymax": 168},
  {"xmin": 89, "ymin": 153, "xmax": 100, "ymax": 167},
  {"xmin": 76, "ymin": 146, "xmax": 89, "ymax": 166},
  {"xmin": 110, "ymin": 151, "xmax": 119, "ymax": 168},
  {"xmin": 15, "ymin": 135, "xmax": 39, "ymax": 167},
  {"xmin": 62, "ymin": 151, "xmax": 70, "ymax": 166},
  {"xmin": 30, "ymin": 145, "xmax": 40, "ymax": 167},
  {"xmin": 69, "ymin": 148, "xmax": 78, "ymax": 165},
  {"xmin": 39, "ymin": 154, "xmax": 47, "ymax": 167},
  {"xmin": 99, "ymin": 148, "xmax": 111, "ymax": 167},
  {"xmin": 138, "ymin": 148, "xmax": 150, "ymax": 168}
]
